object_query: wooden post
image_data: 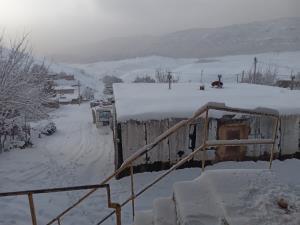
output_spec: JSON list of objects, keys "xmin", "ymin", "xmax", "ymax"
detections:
[
  {"xmin": 167, "ymin": 72, "xmax": 172, "ymax": 90},
  {"xmin": 253, "ymin": 57, "xmax": 257, "ymax": 84},
  {"xmin": 28, "ymin": 193, "xmax": 38, "ymax": 225},
  {"xmin": 241, "ymin": 70, "xmax": 245, "ymax": 83},
  {"xmin": 78, "ymin": 80, "xmax": 81, "ymax": 105},
  {"xmin": 202, "ymin": 109, "xmax": 209, "ymax": 172},
  {"xmin": 269, "ymin": 117, "xmax": 279, "ymax": 169},
  {"xmin": 291, "ymin": 74, "xmax": 295, "ymax": 90}
]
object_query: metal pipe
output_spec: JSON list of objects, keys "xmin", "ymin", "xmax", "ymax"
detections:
[
  {"xmin": 28, "ymin": 193, "xmax": 37, "ymax": 225},
  {"xmin": 130, "ymin": 164, "xmax": 135, "ymax": 220},
  {"xmin": 0, "ymin": 184, "xmax": 108, "ymax": 197}
]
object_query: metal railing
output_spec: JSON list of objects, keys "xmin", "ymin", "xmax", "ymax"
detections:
[{"xmin": 0, "ymin": 102, "xmax": 280, "ymax": 225}]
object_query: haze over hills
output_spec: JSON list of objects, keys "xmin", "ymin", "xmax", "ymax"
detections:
[{"xmin": 53, "ymin": 17, "xmax": 300, "ymax": 63}]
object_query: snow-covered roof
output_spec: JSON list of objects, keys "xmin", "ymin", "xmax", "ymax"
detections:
[
  {"xmin": 53, "ymin": 85, "xmax": 76, "ymax": 90},
  {"xmin": 113, "ymin": 83, "xmax": 300, "ymax": 121}
]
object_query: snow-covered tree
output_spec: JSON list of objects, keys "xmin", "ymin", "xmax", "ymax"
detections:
[
  {"xmin": 82, "ymin": 87, "xmax": 95, "ymax": 100},
  {"xmin": 0, "ymin": 35, "xmax": 50, "ymax": 152}
]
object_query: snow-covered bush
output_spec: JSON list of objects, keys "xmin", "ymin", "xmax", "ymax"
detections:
[
  {"xmin": 296, "ymin": 72, "xmax": 300, "ymax": 81},
  {"xmin": 242, "ymin": 66, "xmax": 278, "ymax": 85},
  {"xmin": 40, "ymin": 122, "xmax": 56, "ymax": 136},
  {"xmin": 155, "ymin": 68, "xmax": 180, "ymax": 83},
  {"xmin": 82, "ymin": 87, "xmax": 95, "ymax": 100},
  {"xmin": 133, "ymin": 75, "xmax": 156, "ymax": 83},
  {"xmin": 102, "ymin": 75, "xmax": 123, "ymax": 84}
]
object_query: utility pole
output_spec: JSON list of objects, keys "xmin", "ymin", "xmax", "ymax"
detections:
[
  {"xmin": 291, "ymin": 71, "xmax": 295, "ymax": 90},
  {"xmin": 253, "ymin": 57, "xmax": 257, "ymax": 84},
  {"xmin": 241, "ymin": 70, "xmax": 245, "ymax": 83},
  {"xmin": 200, "ymin": 70, "xmax": 204, "ymax": 83},
  {"xmin": 167, "ymin": 72, "xmax": 172, "ymax": 90},
  {"xmin": 78, "ymin": 80, "xmax": 81, "ymax": 105}
]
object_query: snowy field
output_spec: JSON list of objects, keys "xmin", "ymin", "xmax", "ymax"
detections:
[
  {"xmin": 69, "ymin": 51, "xmax": 300, "ymax": 86},
  {"xmin": 0, "ymin": 103, "xmax": 299, "ymax": 225}
]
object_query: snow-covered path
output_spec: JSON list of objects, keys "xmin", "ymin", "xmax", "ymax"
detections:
[{"xmin": 0, "ymin": 103, "xmax": 115, "ymax": 224}]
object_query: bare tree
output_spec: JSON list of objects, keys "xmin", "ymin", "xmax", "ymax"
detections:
[
  {"xmin": 0, "ymin": 35, "xmax": 50, "ymax": 152},
  {"xmin": 155, "ymin": 68, "xmax": 180, "ymax": 83},
  {"xmin": 242, "ymin": 65, "xmax": 278, "ymax": 86}
]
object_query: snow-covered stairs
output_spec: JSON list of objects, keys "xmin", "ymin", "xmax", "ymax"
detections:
[
  {"xmin": 133, "ymin": 197, "xmax": 176, "ymax": 225},
  {"xmin": 133, "ymin": 169, "xmax": 300, "ymax": 225},
  {"xmin": 153, "ymin": 197, "xmax": 177, "ymax": 225}
]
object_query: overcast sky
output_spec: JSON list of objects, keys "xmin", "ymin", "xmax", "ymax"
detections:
[{"xmin": 1, "ymin": 0, "xmax": 299, "ymax": 56}]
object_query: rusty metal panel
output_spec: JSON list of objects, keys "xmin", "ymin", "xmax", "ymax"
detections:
[{"xmin": 217, "ymin": 122, "xmax": 249, "ymax": 161}]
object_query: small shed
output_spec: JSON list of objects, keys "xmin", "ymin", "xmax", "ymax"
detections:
[{"xmin": 113, "ymin": 83, "xmax": 300, "ymax": 173}]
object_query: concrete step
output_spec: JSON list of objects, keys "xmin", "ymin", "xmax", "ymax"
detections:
[
  {"xmin": 134, "ymin": 210, "xmax": 153, "ymax": 225},
  {"xmin": 153, "ymin": 197, "xmax": 177, "ymax": 225},
  {"xmin": 173, "ymin": 176, "xmax": 223, "ymax": 225}
]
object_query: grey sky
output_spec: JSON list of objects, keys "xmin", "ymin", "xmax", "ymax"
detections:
[{"xmin": 1, "ymin": 0, "xmax": 299, "ymax": 56}]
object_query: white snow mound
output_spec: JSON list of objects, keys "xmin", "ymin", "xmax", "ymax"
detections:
[{"xmin": 173, "ymin": 169, "xmax": 300, "ymax": 225}]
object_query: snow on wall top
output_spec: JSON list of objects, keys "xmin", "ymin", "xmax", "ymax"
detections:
[{"xmin": 113, "ymin": 83, "xmax": 300, "ymax": 122}]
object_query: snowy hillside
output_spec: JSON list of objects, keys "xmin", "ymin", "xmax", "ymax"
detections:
[
  {"xmin": 56, "ymin": 17, "xmax": 300, "ymax": 62},
  {"xmin": 70, "ymin": 51, "xmax": 300, "ymax": 84}
]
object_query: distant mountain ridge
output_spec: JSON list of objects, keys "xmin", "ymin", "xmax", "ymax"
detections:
[{"xmin": 53, "ymin": 17, "xmax": 300, "ymax": 63}]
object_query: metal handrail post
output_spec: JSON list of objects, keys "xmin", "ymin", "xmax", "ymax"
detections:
[
  {"xmin": 115, "ymin": 204, "xmax": 121, "ymax": 225},
  {"xmin": 130, "ymin": 164, "xmax": 135, "ymax": 220},
  {"xmin": 28, "ymin": 193, "xmax": 38, "ymax": 225}
]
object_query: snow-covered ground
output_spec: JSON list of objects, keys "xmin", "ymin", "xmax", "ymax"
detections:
[{"xmin": 0, "ymin": 103, "xmax": 299, "ymax": 225}]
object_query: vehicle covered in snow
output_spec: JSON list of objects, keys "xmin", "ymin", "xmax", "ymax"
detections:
[{"xmin": 91, "ymin": 106, "xmax": 113, "ymax": 128}]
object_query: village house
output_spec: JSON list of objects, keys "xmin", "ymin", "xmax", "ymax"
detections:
[{"xmin": 112, "ymin": 83, "xmax": 300, "ymax": 174}]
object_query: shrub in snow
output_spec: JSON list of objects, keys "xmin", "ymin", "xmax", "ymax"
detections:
[
  {"xmin": 242, "ymin": 66, "xmax": 278, "ymax": 85},
  {"xmin": 82, "ymin": 87, "xmax": 95, "ymax": 100},
  {"xmin": 155, "ymin": 68, "xmax": 180, "ymax": 83},
  {"xmin": 133, "ymin": 75, "xmax": 156, "ymax": 83},
  {"xmin": 296, "ymin": 72, "xmax": 300, "ymax": 81},
  {"xmin": 40, "ymin": 122, "xmax": 56, "ymax": 136},
  {"xmin": 102, "ymin": 75, "xmax": 123, "ymax": 84}
]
